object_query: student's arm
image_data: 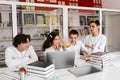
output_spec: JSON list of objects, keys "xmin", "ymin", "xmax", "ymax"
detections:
[
  {"xmin": 85, "ymin": 44, "xmax": 94, "ymax": 50},
  {"xmin": 80, "ymin": 41, "xmax": 91, "ymax": 55},
  {"xmin": 92, "ymin": 36, "xmax": 107, "ymax": 52},
  {"xmin": 26, "ymin": 46, "xmax": 38, "ymax": 64}
]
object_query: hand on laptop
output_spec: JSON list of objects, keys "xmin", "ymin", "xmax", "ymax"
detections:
[{"xmin": 80, "ymin": 54, "xmax": 90, "ymax": 61}]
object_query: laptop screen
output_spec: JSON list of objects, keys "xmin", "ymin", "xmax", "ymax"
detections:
[{"xmin": 46, "ymin": 51, "xmax": 75, "ymax": 69}]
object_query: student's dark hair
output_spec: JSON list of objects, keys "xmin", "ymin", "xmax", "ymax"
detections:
[
  {"xmin": 88, "ymin": 20, "xmax": 100, "ymax": 26},
  {"xmin": 42, "ymin": 31, "xmax": 59, "ymax": 51},
  {"xmin": 53, "ymin": 29, "xmax": 59, "ymax": 35},
  {"xmin": 69, "ymin": 29, "xmax": 79, "ymax": 37},
  {"xmin": 13, "ymin": 34, "xmax": 31, "ymax": 47}
]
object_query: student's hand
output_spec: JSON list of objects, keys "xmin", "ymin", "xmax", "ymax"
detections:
[
  {"xmin": 54, "ymin": 45, "xmax": 63, "ymax": 51},
  {"xmin": 80, "ymin": 54, "xmax": 90, "ymax": 60},
  {"xmin": 59, "ymin": 39, "xmax": 66, "ymax": 47},
  {"xmin": 55, "ymin": 45, "xmax": 60, "ymax": 50}
]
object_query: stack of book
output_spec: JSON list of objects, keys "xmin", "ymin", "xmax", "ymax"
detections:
[
  {"xmin": 27, "ymin": 61, "xmax": 55, "ymax": 78},
  {"xmin": 87, "ymin": 52, "xmax": 110, "ymax": 68}
]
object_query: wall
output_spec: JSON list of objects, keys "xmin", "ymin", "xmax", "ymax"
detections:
[
  {"xmin": 102, "ymin": 0, "xmax": 120, "ymax": 10},
  {"xmin": 105, "ymin": 14, "xmax": 120, "ymax": 52}
]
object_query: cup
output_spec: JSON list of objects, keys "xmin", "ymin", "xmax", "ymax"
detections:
[
  {"xmin": 65, "ymin": 43, "xmax": 70, "ymax": 48},
  {"xmin": 20, "ymin": 71, "xmax": 25, "ymax": 80},
  {"xmin": 19, "ymin": 67, "xmax": 27, "ymax": 80}
]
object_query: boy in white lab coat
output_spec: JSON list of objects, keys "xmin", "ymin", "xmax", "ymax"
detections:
[
  {"xmin": 83, "ymin": 20, "xmax": 107, "ymax": 53},
  {"xmin": 5, "ymin": 34, "xmax": 38, "ymax": 71},
  {"xmin": 65, "ymin": 30, "xmax": 91, "ymax": 65}
]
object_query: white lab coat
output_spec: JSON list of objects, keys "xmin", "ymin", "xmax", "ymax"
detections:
[
  {"xmin": 65, "ymin": 40, "xmax": 90, "ymax": 65},
  {"xmin": 84, "ymin": 34, "xmax": 107, "ymax": 53},
  {"xmin": 5, "ymin": 46, "xmax": 38, "ymax": 70}
]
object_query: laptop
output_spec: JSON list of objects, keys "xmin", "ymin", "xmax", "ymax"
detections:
[{"xmin": 46, "ymin": 51, "xmax": 75, "ymax": 69}]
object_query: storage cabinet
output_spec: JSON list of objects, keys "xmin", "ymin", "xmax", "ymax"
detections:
[
  {"xmin": 16, "ymin": 6, "xmax": 63, "ymax": 50},
  {"xmin": 0, "ymin": 5, "xmax": 13, "ymax": 54},
  {"xmin": 68, "ymin": 9, "xmax": 99, "ymax": 41}
]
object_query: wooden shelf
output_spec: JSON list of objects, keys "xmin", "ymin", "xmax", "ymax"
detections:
[
  {"xmin": 0, "ymin": 39, "xmax": 12, "ymax": 42},
  {"xmin": 31, "ymin": 37, "xmax": 46, "ymax": 40}
]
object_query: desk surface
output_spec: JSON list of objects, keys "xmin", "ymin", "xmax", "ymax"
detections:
[
  {"xmin": 1, "ymin": 52, "xmax": 120, "ymax": 80},
  {"xmin": 1, "ymin": 65, "xmax": 120, "ymax": 80}
]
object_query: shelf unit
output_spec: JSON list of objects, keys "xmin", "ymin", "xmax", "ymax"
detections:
[{"xmin": 0, "ymin": 1, "xmax": 120, "ymax": 52}]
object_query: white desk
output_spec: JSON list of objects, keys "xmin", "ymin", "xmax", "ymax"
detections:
[
  {"xmin": 1, "ymin": 52, "xmax": 120, "ymax": 80},
  {"xmin": 1, "ymin": 65, "xmax": 120, "ymax": 80},
  {"xmin": 55, "ymin": 66, "xmax": 120, "ymax": 80}
]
